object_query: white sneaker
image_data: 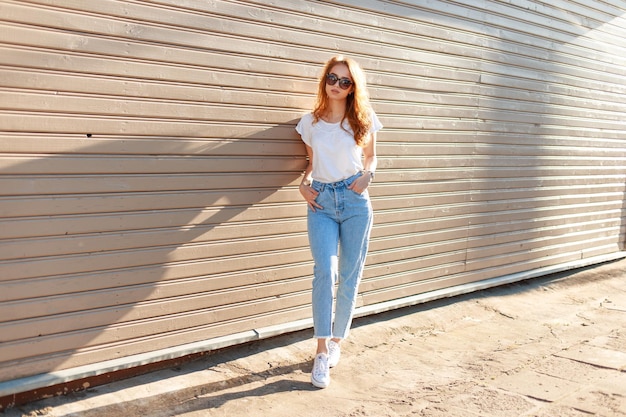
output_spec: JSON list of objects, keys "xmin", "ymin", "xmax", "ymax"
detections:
[
  {"xmin": 311, "ymin": 353, "xmax": 330, "ymax": 388},
  {"xmin": 328, "ymin": 340, "xmax": 341, "ymax": 368}
]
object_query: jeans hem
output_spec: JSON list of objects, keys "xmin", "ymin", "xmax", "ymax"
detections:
[{"xmin": 313, "ymin": 335, "xmax": 333, "ymax": 339}]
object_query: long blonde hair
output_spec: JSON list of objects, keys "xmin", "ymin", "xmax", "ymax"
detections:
[{"xmin": 312, "ymin": 56, "xmax": 372, "ymax": 147}]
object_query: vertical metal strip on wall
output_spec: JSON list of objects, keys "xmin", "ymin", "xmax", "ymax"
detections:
[{"xmin": 0, "ymin": 0, "xmax": 625, "ymax": 397}]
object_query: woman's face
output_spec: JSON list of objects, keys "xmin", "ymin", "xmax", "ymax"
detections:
[{"xmin": 325, "ymin": 63, "xmax": 354, "ymax": 101}]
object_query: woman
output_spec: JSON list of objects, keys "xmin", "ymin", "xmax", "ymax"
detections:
[{"xmin": 296, "ymin": 55, "xmax": 382, "ymax": 388}]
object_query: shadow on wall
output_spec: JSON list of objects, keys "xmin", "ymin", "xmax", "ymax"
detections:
[{"xmin": 0, "ymin": 119, "xmax": 308, "ymax": 389}]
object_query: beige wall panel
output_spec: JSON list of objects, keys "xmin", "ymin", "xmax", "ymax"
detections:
[
  {"xmin": 0, "ymin": 91, "xmax": 304, "ymax": 124},
  {"xmin": 372, "ymin": 221, "xmax": 470, "ymax": 244},
  {"xmin": 468, "ymin": 215, "xmax": 623, "ymax": 239},
  {"xmin": 1, "ymin": 274, "xmax": 312, "ymax": 325},
  {"xmin": 0, "ymin": 156, "xmax": 303, "ymax": 175},
  {"xmin": 0, "ymin": 302, "xmax": 312, "ymax": 381},
  {"xmin": 0, "ymin": 113, "xmax": 303, "ymax": 137},
  {"xmin": 479, "ymin": 75, "xmax": 626, "ymax": 106},
  {"xmin": 1, "ymin": 0, "xmax": 625, "ymax": 392},
  {"xmin": 0, "ymin": 50, "xmax": 316, "ymax": 99},
  {"xmin": 2, "ymin": 262, "xmax": 313, "ymax": 308},
  {"xmin": 0, "ymin": 69, "xmax": 315, "ymax": 109},
  {"xmin": 0, "ymin": 134, "xmax": 304, "ymax": 154},
  {"xmin": 1, "ymin": 244, "xmax": 312, "ymax": 282},
  {"xmin": 360, "ymin": 264, "xmax": 472, "ymax": 304},
  {"xmin": 0, "ymin": 205, "xmax": 305, "ymax": 240},
  {"xmin": 0, "ymin": 294, "xmax": 312, "ymax": 361},
  {"xmin": 1, "ymin": 278, "xmax": 313, "ymax": 343},
  {"xmin": 0, "ymin": 227, "xmax": 309, "ymax": 261},
  {"xmin": 2, "ymin": 1, "xmax": 482, "ymax": 79},
  {"xmin": 365, "ymin": 252, "xmax": 468, "ymax": 280},
  {"xmin": 364, "ymin": 251, "xmax": 468, "ymax": 285},
  {"xmin": 0, "ymin": 188, "xmax": 303, "ymax": 218},
  {"xmin": 466, "ymin": 227, "xmax": 622, "ymax": 261},
  {"xmin": 464, "ymin": 241, "xmax": 622, "ymax": 279},
  {"xmin": 0, "ymin": 173, "xmax": 303, "ymax": 196}
]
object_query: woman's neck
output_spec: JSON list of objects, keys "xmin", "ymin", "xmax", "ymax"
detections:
[{"xmin": 323, "ymin": 100, "xmax": 347, "ymax": 123}]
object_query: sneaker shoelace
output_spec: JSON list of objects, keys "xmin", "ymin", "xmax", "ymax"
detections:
[{"xmin": 313, "ymin": 354, "xmax": 328, "ymax": 379}]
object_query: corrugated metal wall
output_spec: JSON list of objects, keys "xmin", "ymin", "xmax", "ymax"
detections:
[{"xmin": 1, "ymin": 0, "xmax": 625, "ymax": 391}]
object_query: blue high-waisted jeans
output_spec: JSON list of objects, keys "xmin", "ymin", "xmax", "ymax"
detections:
[{"xmin": 308, "ymin": 172, "xmax": 373, "ymax": 339}]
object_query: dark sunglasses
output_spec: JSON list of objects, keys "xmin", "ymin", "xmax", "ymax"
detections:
[{"xmin": 326, "ymin": 73, "xmax": 353, "ymax": 90}]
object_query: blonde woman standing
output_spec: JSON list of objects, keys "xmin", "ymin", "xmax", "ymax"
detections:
[{"xmin": 296, "ymin": 56, "xmax": 382, "ymax": 388}]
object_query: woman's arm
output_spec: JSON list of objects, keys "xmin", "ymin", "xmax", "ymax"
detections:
[
  {"xmin": 362, "ymin": 131, "xmax": 378, "ymax": 176},
  {"xmin": 300, "ymin": 144, "xmax": 323, "ymax": 211},
  {"xmin": 350, "ymin": 131, "xmax": 378, "ymax": 194},
  {"xmin": 301, "ymin": 144, "xmax": 314, "ymax": 185}
]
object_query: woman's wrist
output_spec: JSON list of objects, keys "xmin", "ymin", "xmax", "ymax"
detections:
[{"xmin": 361, "ymin": 170, "xmax": 375, "ymax": 181}]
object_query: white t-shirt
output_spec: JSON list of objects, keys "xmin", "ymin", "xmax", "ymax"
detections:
[{"xmin": 296, "ymin": 111, "xmax": 383, "ymax": 183}]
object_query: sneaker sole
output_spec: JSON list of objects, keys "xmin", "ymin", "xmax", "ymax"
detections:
[{"xmin": 311, "ymin": 375, "xmax": 330, "ymax": 388}]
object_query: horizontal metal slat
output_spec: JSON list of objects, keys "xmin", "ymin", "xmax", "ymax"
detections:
[
  {"xmin": 0, "ymin": 262, "xmax": 313, "ymax": 306},
  {"xmin": 0, "ymin": 204, "xmax": 305, "ymax": 239},
  {"xmin": 0, "ymin": 277, "xmax": 313, "ymax": 342}
]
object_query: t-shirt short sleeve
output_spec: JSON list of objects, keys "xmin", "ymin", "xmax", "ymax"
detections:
[
  {"xmin": 295, "ymin": 113, "xmax": 313, "ymax": 146},
  {"xmin": 370, "ymin": 110, "xmax": 383, "ymax": 133}
]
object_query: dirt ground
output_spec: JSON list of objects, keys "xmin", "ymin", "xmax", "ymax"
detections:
[{"xmin": 7, "ymin": 258, "xmax": 626, "ymax": 417}]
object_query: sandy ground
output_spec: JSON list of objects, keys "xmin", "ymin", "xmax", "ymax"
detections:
[{"xmin": 8, "ymin": 258, "xmax": 626, "ymax": 417}]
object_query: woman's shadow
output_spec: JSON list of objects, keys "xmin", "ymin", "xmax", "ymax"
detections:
[
  {"xmin": 0, "ymin": 118, "xmax": 310, "ymax": 392},
  {"xmin": 45, "ymin": 330, "xmax": 319, "ymax": 417}
]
